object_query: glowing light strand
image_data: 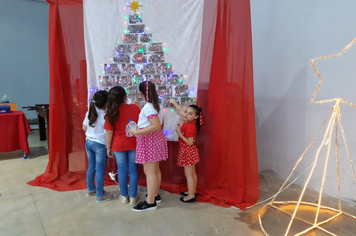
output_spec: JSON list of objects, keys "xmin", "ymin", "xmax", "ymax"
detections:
[
  {"xmin": 310, "ymin": 38, "xmax": 356, "ymax": 108},
  {"xmin": 259, "ymin": 38, "xmax": 356, "ymax": 236}
]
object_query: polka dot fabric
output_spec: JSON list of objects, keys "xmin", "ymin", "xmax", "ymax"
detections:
[
  {"xmin": 136, "ymin": 129, "xmax": 168, "ymax": 164},
  {"xmin": 177, "ymin": 139, "xmax": 200, "ymax": 166},
  {"xmin": 177, "ymin": 122, "xmax": 200, "ymax": 166}
]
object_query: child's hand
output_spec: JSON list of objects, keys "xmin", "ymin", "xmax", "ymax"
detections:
[
  {"xmin": 129, "ymin": 126, "xmax": 138, "ymax": 136},
  {"xmin": 175, "ymin": 124, "xmax": 181, "ymax": 134},
  {"xmin": 169, "ymin": 97, "xmax": 176, "ymax": 105},
  {"xmin": 107, "ymin": 149, "xmax": 114, "ymax": 158}
]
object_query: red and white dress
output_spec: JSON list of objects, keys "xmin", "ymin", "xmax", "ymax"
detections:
[
  {"xmin": 177, "ymin": 121, "xmax": 200, "ymax": 166},
  {"xmin": 135, "ymin": 103, "xmax": 168, "ymax": 164}
]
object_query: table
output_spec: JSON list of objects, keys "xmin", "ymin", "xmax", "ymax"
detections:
[
  {"xmin": 35, "ymin": 104, "xmax": 49, "ymax": 142},
  {"xmin": 0, "ymin": 111, "xmax": 31, "ymax": 157}
]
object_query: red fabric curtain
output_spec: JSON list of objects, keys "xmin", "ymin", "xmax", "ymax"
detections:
[
  {"xmin": 198, "ymin": 0, "xmax": 259, "ymax": 209},
  {"xmin": 28, "ymin": 0, "xmax": 259, "ymax": 209},
  {"xmin": 140, "ymin": 0, "xmax": 259, "ymax": 209},
  {"xmin": 28, "ymin": 0, "xmax": 90, "ymax": 190}
]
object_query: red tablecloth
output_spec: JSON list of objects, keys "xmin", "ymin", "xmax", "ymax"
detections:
[{"xmin": 0, "ymin": 111, "xmax": 31, "ymax": 154}]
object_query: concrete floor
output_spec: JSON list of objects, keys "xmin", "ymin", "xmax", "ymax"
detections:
[{"xmin": 1, "ymin": 130, "xmax": 356, "ymax": 236}]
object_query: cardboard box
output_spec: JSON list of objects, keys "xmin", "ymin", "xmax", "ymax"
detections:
[{"xmin": 0, "ymin": 103, "xmax": 16, "ymax": 111}]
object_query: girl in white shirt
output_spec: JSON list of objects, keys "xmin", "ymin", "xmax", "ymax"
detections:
[
  {"xmin": 83, "ymin": 90, "xmax": 113, "ymax": 202},
  {"xmin": 129, "ymin": 81, "xmax": 168, "ymax": 211}
]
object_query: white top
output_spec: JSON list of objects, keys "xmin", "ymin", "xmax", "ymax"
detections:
[
  {"xmin": 83, "ymin": 107, "xmax": 106, "ymax": 145},
  {"xmin": 137, "ymin": 103, "xmax": 161, "ymax": 129}
]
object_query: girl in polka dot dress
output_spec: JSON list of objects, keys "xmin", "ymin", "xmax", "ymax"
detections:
[
  {"xmin": 129, "ymin": 81, "xmax": 168, "ymax": 212},
  {"xmin": 170, "ymin": 98, "xmax": 203, "ymax": 203}
]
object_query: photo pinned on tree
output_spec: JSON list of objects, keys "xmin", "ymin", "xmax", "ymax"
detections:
[
  {"xmin": 148, "ymin": 43, "xmax": 163, "ymax": 52},
  {"xmin": 117, "ymin": 76, "xmax": 133, "ymax": 87},
  {"xmin": 113, "ymin": 53, "xmax": 130, "ymax": 63},
  {"xmin": 181, "ymin": 97, "xmax": 196, "ymax": 108},
  {"xmin": 101, "ymin": 75, "xmax": 115, "ymax": 86},
  {"xmin": 146, "ymin": 74, "xmax": 165, "ymax": 86},
  {"xmin": 131, "ymin": 53, "xmax": 147, "ymax": 63},
  {"xmin": 140, "ymin": 63, "xmax": 156, "ymax": 74},
  {"xmin": 158, "ymin": 74, "xmax": 167, "ymax": 85},
  {"xmin": 104, "ymin": 64, "xmax": 121, "ymax": 74},
  {"xmin": 126, "ymin": 86, "xmax": 139, "ymax": 97},
  {"xmin": 110, "ymin": 75, "xmax": 116, "ymax": 85},
  {"xmin": 128, "ymin": 24, "xmax": 145, "ymax": 34},
  {"xmin": 127, "ymin": 64, "xmax": 139, "ymax": 74},
  {"xmin": 132, "ymin": 75, "xmax": 145, "ymax": 86},
  {"xmin": 115, "ymin": 44, "xmax": 132, "ymax": 53},
  {"xmin": 148, "ymin": 52, "xmax": 164, "ymax": 63},
  {"xmin": 129, "ymin": 14, "xmax": 143, "ymax": 24},
  {"xmin": 156, "ymin": 63, "xmax": 173, "ymax": 74},
  {"xmin": 140, "ymin": 33, "xmax": 152, "ymax": 43},
  {"xmin": 122, "ymin": 34, "xmax": 138, "ymax": 43},
  {"xmin": 163, "ymin": 97, "xmax": 180, "ymax": 108},
  {"xmin": 132, "ymin": 44, "xmax": 146, "ymax": 53},
  {"xmin": 157, "ymin": 86, "xmax": 172, "ymax": 97},
  {"xmin": 175, "ymin": 85, "xmax": 188, "ymax": 97},
  {"xmin": 167, "ymin": 74, "xmax": 183, "ymax": 85},
  {"xmin": 121, "ymin": 64, "xmax": 129, "ymax": 75}
]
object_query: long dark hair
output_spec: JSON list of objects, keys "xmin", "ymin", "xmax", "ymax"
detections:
[
  {"xmin": 105, "ymin": 86, "xmax": 126, "ymax": 126},
  {"xmin": 88, "ymin": 90, "xmax": 109, "ymax": 127},
  {"xmin": 139, "ymin": 81, "xmax": 160, "ymax": 113},
  {"xmin": 188, "ymin": 105, "xmax": 202, "ymax": 134}
]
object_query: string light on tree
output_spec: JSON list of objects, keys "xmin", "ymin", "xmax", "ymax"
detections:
[{"xmin": 96, "ymin": 0, "xmax": 196, "ymax": 140}]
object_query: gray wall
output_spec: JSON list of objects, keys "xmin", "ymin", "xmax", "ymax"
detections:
[
  {"xmin": 251, "ymin": 0, "xmax": 356, "ymax": 200},
  {"xmin": 0, "ymin": 0, "xmax": 49, "ymax": 119}
]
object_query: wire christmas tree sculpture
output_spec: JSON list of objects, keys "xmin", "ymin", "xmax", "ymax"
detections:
[{"xmin": 259, "ymin": 38, "xmax": 356, "ymax": 236}]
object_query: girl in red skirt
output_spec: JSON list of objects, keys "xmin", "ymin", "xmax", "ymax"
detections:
[
  {"xmin": 129, "ymin": 81, "xmax": 168, "ymax": 211},
  {"xmin": 170, "ymin": 98, "xmax": 203, "ymax": 203}
]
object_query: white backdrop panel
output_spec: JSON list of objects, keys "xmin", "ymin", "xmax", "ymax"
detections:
[{"xmin": 84, "ymin": 0, "xmax": 204, "ymax": 141}]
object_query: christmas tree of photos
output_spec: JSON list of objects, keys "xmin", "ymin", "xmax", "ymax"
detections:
[{"xmin": 97, "ymin": 0, "xmax": 196, "ymax": 109}]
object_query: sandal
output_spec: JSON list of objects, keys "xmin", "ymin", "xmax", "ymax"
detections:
[
  {"xmin": 180, "ymin": 192, "xmax": 197, "ymax": 197},
  {"xmin": 180, "ymin": 196, "xmax": 196, "ymax": 203},
  {"xmin": 96, "ymin": 193, "xmax": 114, "ymax": 203},
  {"xmin": 86, "ymin": 190, "xmax": 96, "ymax": 197}
]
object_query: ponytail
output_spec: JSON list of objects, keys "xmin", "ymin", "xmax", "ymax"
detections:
[
  {"xmin": 105, "ymin": 86, "xmax": 126, "ymax": 126},
  {"xmin": 88, "ymin": 90, "xmax": 109, "ymax": 127},
  {"xmin": 188, "ymin": 105, "xmax": 202, "ymax": 135},
  {"xmin": 88, "ymin": 102, "xmax": 98, "ymax": 127}
]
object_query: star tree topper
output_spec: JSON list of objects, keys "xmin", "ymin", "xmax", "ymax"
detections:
[
  {"xmin": 128, "ymin": 0, "xmax": 142, "ymax": 14},
  {"xmin": 310, "ymin": 38, "xmax": 356, "ymax": 108}
]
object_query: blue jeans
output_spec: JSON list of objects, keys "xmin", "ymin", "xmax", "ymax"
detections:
[
  {"xmin": 114, "ymin": 150, "xmax": 138, "ymax": 198},
  {"xmin": 85, "ymin": 139, "xmax": 108, "ymax": 198}
]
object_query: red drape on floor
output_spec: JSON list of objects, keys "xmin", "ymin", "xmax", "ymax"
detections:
[{"xmin": 28, "ymin": 0, "xmax": 259, "ymax": 209}]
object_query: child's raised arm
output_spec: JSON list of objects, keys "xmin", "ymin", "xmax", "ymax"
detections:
[{"xmin": 169, "ymin": 97, "xmax": 185, "ymax": 116}]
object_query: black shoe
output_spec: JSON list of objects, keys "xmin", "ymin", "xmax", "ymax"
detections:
[
  {"xmin": 180, "ymin": 192, "xmax": 197, "ymax": 197},
  {"xmin": 132, "ymin": 200, "xmax": 157, "ymax": 212},
  {"xmin": 180, "ymin": 196, "xmax": 196, "ymax": 203},
  {"xmin": 145, "ymin": 194, "xmax": 162, "ymax": 204}
]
